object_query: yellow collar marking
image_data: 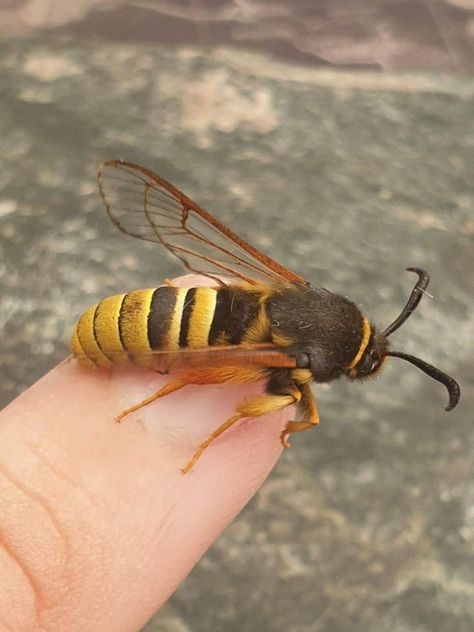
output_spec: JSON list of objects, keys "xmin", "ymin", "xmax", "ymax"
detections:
[{"xmin": 347, "ymin": 318, "xmax": 371, "ymax": 370}]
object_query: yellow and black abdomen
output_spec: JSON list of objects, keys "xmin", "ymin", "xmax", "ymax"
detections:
[{"xmin": 71, "ymin": 285, "xmax": 271, "ymax": 369}]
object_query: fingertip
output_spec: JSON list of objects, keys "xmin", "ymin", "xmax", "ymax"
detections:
[{"xmin": 0, "ymin": 271, "xmax": 288, "ymax": 627}]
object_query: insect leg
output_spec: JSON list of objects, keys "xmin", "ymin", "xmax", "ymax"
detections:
[
  {"xmin": 116, "ymin": 366, "xmax": 265, "ymax": 423},
  {"xmin": 280, "ymin": 384, "xmax": 319, "ymax": 448},
  {"xmin": 181, "ymin": 390, "xmax": 300, "ymax": 475},
  {"xmin": 115, "ymin": 379, "xmax": 187, "ymax": 422}
]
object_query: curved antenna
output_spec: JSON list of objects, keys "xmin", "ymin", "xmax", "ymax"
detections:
[
  {"xmin": 386, "ymin": 351, "xmax": 460, "ymax": 411},
  {"xmin": 383, "ymin": 268, "xmax": 430, "ymax": 337}
]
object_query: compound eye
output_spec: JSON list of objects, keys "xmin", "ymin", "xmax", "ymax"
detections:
[
  {"xmin": 295, "ymin": 353, "xmax": 311, "ymax": 369},
  {"xmin": 359, "ymin": 352, "xmax": 379, "ymax": 376}
]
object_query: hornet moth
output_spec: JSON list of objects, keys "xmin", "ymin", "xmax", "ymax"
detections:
[{"xmin": 71, "ymin": 160, "xmax": 461, "ymax": 474}]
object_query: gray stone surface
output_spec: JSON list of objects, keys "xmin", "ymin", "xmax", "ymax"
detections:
[
  {"xmin": 2, "ymin": 1, "xmax": 474, "ymax": 73},
  {"xmin": 0, "ymin": 36, "xmax": 473, "ymax": 631}
]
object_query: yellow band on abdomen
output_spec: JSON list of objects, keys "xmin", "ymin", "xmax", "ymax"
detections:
[
  {"xmin": 76, "ymin": 304, "xmax": 111, "ymax": 368},
  {"xmin": 187, "ymin": 288, "xmax": 217, "ymax": 347},
  {"xmin": 119, "ymin": 289, "xmax": 155, "ymax": 353},
  {"xmin": 165, "ymin": 287, "xmax": 187, "ymax": 349},
  {"xmin": 71, "ymin": 324, "xmax": 97, "ymax": 368},
  {"xmin": 93, "ymin": 293, "xmax": 127, "ymax": 362}
]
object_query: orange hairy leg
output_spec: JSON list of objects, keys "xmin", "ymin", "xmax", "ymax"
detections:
[
  {"xmin": 115, "ymin": 366, "xmax": 268, "ymax": 423},
  {"xmin": 115, "ymin": 379, "xmax": 187, "ymax": 422},
  {"xmin": 181, "ymin": 388, "xmax": 301, "ymax": 474},
  {"xmin": 113, "ymin": 365, "xmax": 305, "ymax": 474},
  {"xmin": 279, "ymin": 384, "xmax": 319, "ymax": 448}
]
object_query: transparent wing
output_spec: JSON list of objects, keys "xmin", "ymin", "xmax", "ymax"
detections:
[
  {"xmin": 75, "ymin": 343, "xmax": 297, "ymax": 373},
  {"xmin": 97, "ymin": 160, "xmax": 309, "ymax": 287}
]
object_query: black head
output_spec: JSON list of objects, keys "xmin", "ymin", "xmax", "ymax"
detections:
[{"xmin": 346, "ymin": 268, "xmax": 460, "ymax": 412}]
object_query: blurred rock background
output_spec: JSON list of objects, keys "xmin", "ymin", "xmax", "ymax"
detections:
[
  {"xmin": 0, "ymin": 2, "xmax": 473, "ymax": 631},
  {"xmin": 1, "ymin": 0, "xmax": 474, "ymax": 72}
]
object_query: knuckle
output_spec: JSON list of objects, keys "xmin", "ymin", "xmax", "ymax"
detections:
[{"xmin": 0, "ymin": 442, "xmax": 78, "ymax": 629}]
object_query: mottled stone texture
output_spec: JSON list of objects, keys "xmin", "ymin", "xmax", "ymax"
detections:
[
  {"xmin": 1, "ymin": 1, "xmax": 474, "ymax": 73},
  {"xmin": 0, "ymin": 37, "xmax": 473, "ymax": 632}
]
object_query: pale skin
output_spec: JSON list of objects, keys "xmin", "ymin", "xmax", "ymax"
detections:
[{"xmin": 0, "ymin": 276, "xmax": 299, "ymax": 632}]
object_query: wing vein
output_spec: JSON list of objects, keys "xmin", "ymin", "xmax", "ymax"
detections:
[{"xmin": 97, "ymin": 160, "xmax": 309, "ymax": 288}]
